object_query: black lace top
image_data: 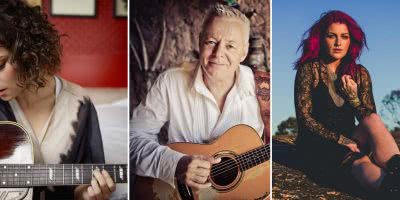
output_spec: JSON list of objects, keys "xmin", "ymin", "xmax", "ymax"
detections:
[{"xmin": 294, "ymin": 61, "xmax": 376, "ymax": 145}]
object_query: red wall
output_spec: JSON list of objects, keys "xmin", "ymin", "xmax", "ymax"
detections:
[{"xmin": 42, "ymin": 0, "xmax": 128, "ymax": 87}]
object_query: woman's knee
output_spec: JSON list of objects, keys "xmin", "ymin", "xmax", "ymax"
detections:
[
  {"xmin": 352, "ymin": 155, "xmax": 372, "ymax": 168},
  {"xmin": 362, "ymin": 113, "xmax": 381, "ymax": 124},
  {"xmin": 351, "ymin": 156, "xmax": 372, "ymax": 181},
  {"xmin": 351, "ymin": 155, "xmax": 384, "ymax": 189},
  {"xmin": 361, "ymin": 113, "xmax": 385, "ymax": 131}
]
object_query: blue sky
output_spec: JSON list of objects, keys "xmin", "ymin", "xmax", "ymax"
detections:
[{"xmin": 272, "ymin": 0, "xmax": 400, "ymax": 134}]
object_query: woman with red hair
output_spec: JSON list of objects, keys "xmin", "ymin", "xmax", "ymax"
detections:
[{"xmin": 294, "ymin": 10, "xmax": 400, "ymax": 198}]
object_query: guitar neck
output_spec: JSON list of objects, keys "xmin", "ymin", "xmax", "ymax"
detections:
[
  {"xmin": 0, "ymin": 164, "xmax": 127, "ymax": 187},
  {"xmin": 237, "ymin": 144, "xmax": 270, "ymax": 171}
]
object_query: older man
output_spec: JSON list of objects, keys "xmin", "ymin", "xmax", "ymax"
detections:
[{"xmin": 130, "ymin": 3, "xmax": 264, "ymax": 191}]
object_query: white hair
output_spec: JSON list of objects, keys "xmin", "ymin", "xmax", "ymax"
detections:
[{"xmin": 200, "ymin": 3, "xmax": 250, "ymax": 44}]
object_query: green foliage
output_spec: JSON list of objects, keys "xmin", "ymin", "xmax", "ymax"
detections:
[
  {"xmin": 392, "ymin": 126, "xmax": 400, "ymax": 133},
  {"xmin": 224, "ymin": 0, "xmax": 237, "ymax": 6},
  {"xmin": 382, "ymin": 89, "xmax": 400, "ymax": 127},
  {"xmin": 276, "ymin": 117, "xmax": 298, "ymax": 135}
]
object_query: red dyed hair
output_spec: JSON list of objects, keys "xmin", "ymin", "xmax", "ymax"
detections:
[{"xmin": 295, "ymin": 10, "xmax": 367, "ymax": 78}]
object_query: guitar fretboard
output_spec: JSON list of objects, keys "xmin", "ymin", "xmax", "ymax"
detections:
[
  {"xmin": 0, "ymin": 164, "xmax": 127, "ymax": 187},
  {"xmin": 237, "ymin": 144, "xmax": 270, "ymax": 171}
]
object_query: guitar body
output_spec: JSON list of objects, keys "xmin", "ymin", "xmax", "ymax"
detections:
[
  {"xmin": 0, "ymin": 122, "xmax": 33, "ymax": 200},
  {"xmin": 0, "ymin": 121, "xmax": 127, "ymax": 200},
  {"xmin": 135, "ymin": 125, "xmax": 270, "ymax": 200}
]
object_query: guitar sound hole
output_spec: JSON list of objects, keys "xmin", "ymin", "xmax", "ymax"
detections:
[{"xmin": 210, "ymin": 157, "xmax": 239, "ymax": 187}]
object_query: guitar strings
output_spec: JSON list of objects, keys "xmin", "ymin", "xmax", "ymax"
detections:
[
  {"xmin": 208, "ymin": 151, "xmax": 270, "ymax": 178},
  {"xmin": 0, "ymin": 171, "xmax": 127, "ymax": 178},
  {"xmin": 0, "ymin": 170, "xmax": 128, "ymax": 186},
  {"xmin": 209, "ymin": 144, "xmax": 270, "ymax": 173},
  {"xmin": 0, "ymin": 177, "xmax": 127, "ymax": 186},
  {"xmin": 0, "ymin": 165, "xmax": 127, "ymax": 170},
  {"xmin": 0, "ymin": 168, "xmax": 127, "ymax": 170},
  {"xmin": 0, "ymin": 174, "xmax": 127, "ymax": 181},
  {"xmin": 0, "ymin": 167, "xmax": 128, "ymax": 173},
  {"xmin": 0, "ymin": 174, "xmax": 128, "ymax": 179},
  {"xmin": 0, "ymin": 164, "xmax": 127, "ymax": 167},
  {"xmin": 209, "ymin": 144, "xmax": 270, "ymax": 174},
  {"xmin": 0, "ymin": 144, "xmax": 269, "ymax": 185},
  {"xmin": 210, "ymin": 151, "xmax": 270, "ymax": 178},
  {"xmin": 209, "ymin": 146, "xmax": 270, "ymax": 175},
  {"xmin": 210, "ymin": 147, "xmax": 270, "ymax": 175},
  {"xmin": 210, "ymin": 148, "xmax": 270, "ymax": 177},
  {"xmin": 0, "ymin": 166, "xmax": 127, "ymax": 184}
]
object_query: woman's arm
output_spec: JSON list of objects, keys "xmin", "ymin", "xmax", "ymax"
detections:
[
  {"xmin": 294, "ymin": 63, "xmax": 340, "ymax": 142},
  {"xmin": 72, "ymin": 98, "xmax": 115, "ymax": 200},
  {"xmin": 341, "ymin": 66, "xmax": 376, "ymax": 121},
  {"xmin": 353, "ymin": 66, "xmax": 377, "ymax": 120}
]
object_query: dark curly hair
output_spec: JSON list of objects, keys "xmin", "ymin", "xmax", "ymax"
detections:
[{"xmin": 0, "ymin": 0, "xmax": 62, "ymax": 89}]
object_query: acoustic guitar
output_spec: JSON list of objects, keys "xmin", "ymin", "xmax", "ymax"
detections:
[
  {"xmin": 0, "ymin": 121, "xmax": 127, "ymax": 200},
  {"xmin": 135, "ymin": 124, "xmax": 270, "ymax": 200}
]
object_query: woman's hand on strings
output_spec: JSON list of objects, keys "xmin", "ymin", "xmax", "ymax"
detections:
[{"xmin": 74, "ymin": 169, "xmax": 116, "ymax": 200}]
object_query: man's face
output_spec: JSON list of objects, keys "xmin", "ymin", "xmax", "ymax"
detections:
[{"xmin": 199, "ymin": 17, "xmax": 248, "ymax": 82}]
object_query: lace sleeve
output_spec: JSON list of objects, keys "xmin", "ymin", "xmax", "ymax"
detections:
[
  {"xmin": 353, "ymin": 66, "xmax": 377, "ymax": 120},
  {"xmin": 294, "ymin": 64, "xmax": 339, "ymax": 142}
]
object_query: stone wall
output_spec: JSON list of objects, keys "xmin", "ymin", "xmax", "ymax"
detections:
[{"xmin": 131, "ymin": 0, "xmax": 270, "ymax": 107}]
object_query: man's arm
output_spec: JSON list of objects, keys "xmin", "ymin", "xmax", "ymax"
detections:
[{"xmin": 130, "ymin": 72, "xmax": 185, "ymax": 187}]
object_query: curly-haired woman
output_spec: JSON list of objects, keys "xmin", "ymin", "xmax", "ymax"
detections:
[
  {"xmin": 0, "ymin": 0, "xmax": 115, "ymax": 199},
  {"xmin": 294, "ymin": 10, "xmax": 400, "ymax": 198}
]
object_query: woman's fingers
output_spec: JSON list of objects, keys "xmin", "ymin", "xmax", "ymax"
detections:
[
  {"xmin": 87, "ymin": 186, "xmax": 98, "ymax": 200},
  {"xmin": 91, "ymin": 178, "xmax": 103, "ymax": 200},
  {"xmin": 74, "ymin": 169, "xmax": 115, "ymax": 200},
  {"xmin": 78, "ymin": 169, "xmax": 116, "ymax": 200},
  {"xmin": 341, "ymin": 76, "xmax": 350, "ymax": 91},
  {"xmin": 102, "ymin": 170, "xmax": 116, "ymax": 192},
  {"xmin": 93, "ymin": 170, "xmax": 111, "ymax": 199},
  {"xmin": 345, "ymin": 76, "xmax": 356, "ymax": 87},
  {"xmin": 345, "ymin": 143, "xmax": 361, "ymax": 153},
  {"xmin": 342, "ymin": 75, "xmax": 351, "ymax": 87},
  {"xmin": 341, "ymin": 75, "xmax": 347, "ymax": 87},
  {"xmin": 81, "ymin": 187, "xmax": 95, "ymax": 200},
  {"xmin": 340, "ymin": 75, "xmax": 358, "ymax": 99}
]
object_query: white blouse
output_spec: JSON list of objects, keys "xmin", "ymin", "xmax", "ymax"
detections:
[{"xmin": 10, "ymin": 77, "xmax": 88, "ymax": 164}]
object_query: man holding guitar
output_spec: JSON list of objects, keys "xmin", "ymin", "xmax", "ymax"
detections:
[{"xmin": 131, "ymin": 4, "xmax": 268, "ymax": 199}]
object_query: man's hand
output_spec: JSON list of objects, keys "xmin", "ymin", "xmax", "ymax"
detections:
[
  {"xmin": 74, "ymin": 169, "xmax": 116, "ymax": 200},
  {"xmin": 175, "ymin": 155, "xmax": 221, "ymax": 190}
]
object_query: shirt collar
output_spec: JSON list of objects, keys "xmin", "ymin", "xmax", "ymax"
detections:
[{"xmin": 191, "ymin": 62, "xmax": 255, "ymax": 99}]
